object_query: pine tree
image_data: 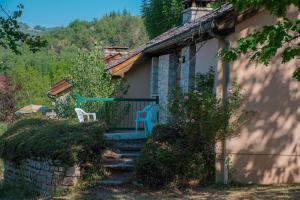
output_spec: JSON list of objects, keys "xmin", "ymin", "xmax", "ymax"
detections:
[{"xmin": 142, "ymin": 0, "xmax": 183, "ymax": 39}]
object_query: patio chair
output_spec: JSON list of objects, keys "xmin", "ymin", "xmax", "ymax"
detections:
[
  {"xmin": 75, "ymin": 108, "xmax": 97, "ymax": 123},
  {"xmin": 135, "ymin": 105, "xmax": 159, "ymax": 134}
]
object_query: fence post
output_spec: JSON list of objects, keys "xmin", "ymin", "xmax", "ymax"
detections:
[
  {"xmin": 155, "ymin": 96, "xmax": 159, "ymax": 104},
  {"xmin": 76, "ymin": 95, "xmax": 81, "ymax": 108},
  {"xmin": 155, "ymin": 96, "xmax": 160, "ymax": 124}
]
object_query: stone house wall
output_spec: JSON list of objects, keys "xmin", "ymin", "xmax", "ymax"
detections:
[{"xmin": 4, "ymin": 159, "xmax": 80, "ymax": 196}]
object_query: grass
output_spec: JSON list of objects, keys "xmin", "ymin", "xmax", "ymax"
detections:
[
  {"xmin": 0, "ymin": 123, "xmax": 7, "ymax": 136},
  {"xmin": 0, "ymin": 123, "xmax": 6, "ymax": 179},
  {"xmin": 0, "ymin": 183, "xmax": 298, "ymax": 200},
  {"xmin": 0, "ymin": 183, "xmax": 299, "ymax": 200},
  {"xmin": 63, "ymin": 184, "xmax": 300, "ymax": 200}
]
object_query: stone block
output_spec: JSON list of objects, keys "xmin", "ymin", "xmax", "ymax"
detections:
[
  {"xmin": 65, "ymin": 166, "xmax": 80, "ymax": 177},
  {"xmin": 3, "ymin": 158, "xmax": 80, "ymax": 196},
  {"xmin": 62, "ymin": 177, "xmax": 77, "ymax": 186}
]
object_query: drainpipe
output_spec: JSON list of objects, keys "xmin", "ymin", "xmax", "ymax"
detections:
[{"xmin": 208, "ymin": 25, "xmax": 229, "ymax": 185}]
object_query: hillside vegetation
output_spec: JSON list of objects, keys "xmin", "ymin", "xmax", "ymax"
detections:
[{"xmin": 1, "ymin": 12, "xmax": 148, "ymax": 108}]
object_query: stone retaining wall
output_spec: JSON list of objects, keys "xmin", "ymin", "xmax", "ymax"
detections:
[{"xmin": 4, "ymin": 159, "xmax": 80, "ymax": 196}]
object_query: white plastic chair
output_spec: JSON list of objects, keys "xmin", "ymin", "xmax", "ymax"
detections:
[
  {"xmin": 75, "ymin": 108, "xmax": 97, "ymax": 123},
  {"xmin": 135, "ymin": 105, "xmax": 159, "ymax": 134}
]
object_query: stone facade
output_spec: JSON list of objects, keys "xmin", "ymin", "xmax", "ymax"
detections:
[
  {"xmin": 158, "ymin": 54, "xmax": 177, "ymax": 123},
  {"xmin": 4, "ymin": 159, "xmax": 80, "ymax": 196},
  {"xmin": 180, "ymin": 45, "xmax": 196, "ymax": 92},
  {"xmin": 150, "ymin": 57, "xmax": 159, "ymax": 97}
]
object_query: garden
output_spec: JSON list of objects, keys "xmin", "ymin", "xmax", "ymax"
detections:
[{"xmin": 0, "ymin": 68, "xmax": 247, "ymax": 198}]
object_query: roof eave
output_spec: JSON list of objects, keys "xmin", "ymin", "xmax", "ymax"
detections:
[{"xmin": 144, "ymin": 20, "xmax": 214, "ymax": 54}]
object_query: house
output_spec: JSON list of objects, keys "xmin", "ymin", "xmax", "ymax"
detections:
[
  {"xmin": 108, "ymin": 0, "xmax": 300, "ymax": 184},
  {"xmin": 106, "ymin": 46, "xmax": 152, "ymax": 98}
]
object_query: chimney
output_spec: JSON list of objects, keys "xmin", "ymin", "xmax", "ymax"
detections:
[{"xmin": 182, "ymin": 0, "xmax": 214, "ymax": 24}]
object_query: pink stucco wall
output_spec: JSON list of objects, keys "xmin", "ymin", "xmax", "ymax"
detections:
[{"xmin": 218, "ymin": 7, "xmax": 300, "ymax": 184}]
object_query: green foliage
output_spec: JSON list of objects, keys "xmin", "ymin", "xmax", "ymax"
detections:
[
  {"xmin": 135, "ymin": 124, "xmax": 215, "ymax": 188},
  {"xmin": 69, "ymin": 48, "xmax": 118, "ymax": 102},
  {"xmin": 228, "ymin": 0, "xmax": 300, "ymax": 17},
  {"xmin": 0, "ymin": 123, "xmax": 7, "ymax": 136},
  {"xmin": 1, "ymin": 11, "xmax": 148, "ymax": 109},
  {"xmin": 0, "ymin": 4, "xmax": 47, "ymax": 54},
  {"xmin": 135, "ymin": 69, "xmax": 249, "ymax": 188},
  {"xmin": 142, "ymin": 0, "xmax": 183, "ymax": 38},
  {"xmin": 169, "ymin": 68, "xmax": 245, "ymax": 139},
  {"xmin": 0, "ymin": 119, "xmax": 106, "ymax": 166},
  {"xmin": 219, "ymin": 1, "xmax": 300, "ymax": 80},
  {"xmin": 0, "ymin": 159, "xmax": 3, "ymax": 178},
  {"xmin": 0, "ymin": 78, "xmax": 21, "ymax": 122},
  {"xmin": 135, "ymin": 142, "xmax": 178, "ymax": 188},
  {"xmin": 55, "ymin": 48, "xmax": 127, "ymax": 119},
  {"xmin": 43, "ymin": 12, "xmax": 148, "ymax": 51},
  {"xmin": 0, "ymin": 181, "xmax": 39, "ymax": 200}
]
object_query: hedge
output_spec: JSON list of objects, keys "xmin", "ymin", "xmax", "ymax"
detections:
[{"xmin": 0, "ymin": 119, "xmax": 106, "ymax": 166}]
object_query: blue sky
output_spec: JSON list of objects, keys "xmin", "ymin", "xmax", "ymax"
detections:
[{"xmin": 3, "ymin": 0, "xmax": 142, "ymax": 27}]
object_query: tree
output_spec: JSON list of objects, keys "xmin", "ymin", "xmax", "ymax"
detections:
[
  {"xmin": 0, "ymin": 77, "xmax": 21, "ymax": 122},
  {"xmin": 0, "ymin": 4, "xmax": 47, "ymax": 54},
  {"xmin": 55, "ymin": 47, "xmax": 127, "ymax": 118},
  {"xmin": 141, "ymin": 0, "xmax": 183, "ymax": 39},
  {"xmin": 219, "ymin": 1, "xmax": 300, "ymax": 80}
]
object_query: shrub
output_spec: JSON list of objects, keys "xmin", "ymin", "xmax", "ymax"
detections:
[
  {"xmin": 0, "ymin": 80, "xmax": 21, "ymax": 123},
  {"xmin": 0, "ymin": 119, "xmax": 106, "ymax": 166},
  {"xmin": 135, "ymin": 68, "xmax": 249, "ymax": 188},
  {"xmin": 135, "ymin": 142, "xmax": 177, "ymax": 188},
  {"xmin": 135, "ymin": 124, "xmax": 215, "ymax": 188},
  {"xmin": 0, "ymin": 181, "xmax": 39, "ymax": 200}
]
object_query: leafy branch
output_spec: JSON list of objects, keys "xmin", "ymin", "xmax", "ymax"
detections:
[
  {"xmin": 0, "ymin": 4, "xmax": 47, "ymax": 54},
  {"xmin": 218, "ymin": 0, "xmax": 300, "ymax": 80}
]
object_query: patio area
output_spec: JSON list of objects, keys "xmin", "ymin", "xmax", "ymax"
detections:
[{"xmin": 76, "ymin": 95, "xmax": 159, "ymax": 140}]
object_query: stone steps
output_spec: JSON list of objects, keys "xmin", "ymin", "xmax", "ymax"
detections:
[
  {"xmin": 100, "ymin": 172, "xmax": 133, "ymax": 186},
  {"xmin": 111, "ymin": 143, "xmax": 145, "ymax": 151},
  {"xmin": 100, "ymin": 138, "xmax": 145, "ymax": 186}
]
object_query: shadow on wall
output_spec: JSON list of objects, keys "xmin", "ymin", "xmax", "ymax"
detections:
[{"xmin": 227, "ymin": 51, "xmax": 300, "ymax": 184}]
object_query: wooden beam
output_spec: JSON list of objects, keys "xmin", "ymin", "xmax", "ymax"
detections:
[{"xmin": 111, "ymin": 53, "xmax": 142, "ymax": 76}]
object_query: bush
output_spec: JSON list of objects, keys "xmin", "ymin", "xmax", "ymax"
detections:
[
  {"xmin": 0, "ymin": 81, "xmax": 21, "ymax": 123},
  {"xmin": 135, "ymin": 142, "xmax": 177, "ymax": 188},
  {"xmin": 135, "ymin": 69, "xmax": 248, "ymax": 188},
  {"xmin": 0, "ymin": 119, "xmax": 106, "ymax": 166},
  {"xmin": 135, "ymin": 124, "xmax": 215, "ymax": 188},
  {"xmin": 0, "ymin": 181, "xmax": 39, "ymax": 200}
]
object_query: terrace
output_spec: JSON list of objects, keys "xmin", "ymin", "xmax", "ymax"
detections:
[{"xmin": 75, "ymin": 95, "xmax": 160, "ymax": 140}]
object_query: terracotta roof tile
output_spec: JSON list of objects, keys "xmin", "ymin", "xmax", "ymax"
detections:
[{"xmin": 48, "ymin": 79, "xmax": 71, "ymax": 96}]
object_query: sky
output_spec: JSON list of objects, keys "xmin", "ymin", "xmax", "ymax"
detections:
[{"xmin": 2, "ymin": 0, "xmax": 143, "ymax": 28}]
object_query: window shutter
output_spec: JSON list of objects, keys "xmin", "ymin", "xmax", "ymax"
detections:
[{"xmin": 151, "ymin": 57, "xmax": 159, "ymax": 96}]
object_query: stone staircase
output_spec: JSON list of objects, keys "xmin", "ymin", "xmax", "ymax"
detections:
[{"xmin": 101, "ymin": 138, "xmax": 146, "ymax": 186}]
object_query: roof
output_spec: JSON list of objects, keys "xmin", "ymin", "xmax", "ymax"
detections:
[
  {"xmin": 48, "ymin": 79, "xmax": 71, "ymax": 96},
  {"xmin": 16, "ymin": 104, "xmax": 48, "ymax": 115},
  {"xmin": 106, "ymin": 46, "xmax": 146, "ymax": 70},
  {"xmin": 104, "ymin": 53, "xmax": 123, "ymax": 64},
  {"xmin": 145, "ymin": 3, "xmax": 234, "ymax": 52},
  {"xmin": 107, "ymin": 4, "xmax": 234, "ymax": 70},
  {"xmin": 0, "ymin": 75, "xmax": 9, "ymax": 91}
]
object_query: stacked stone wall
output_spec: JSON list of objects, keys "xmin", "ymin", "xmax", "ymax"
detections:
[{"xmin": 4, "ymin": 159, "xmax": 80, "ymax": 196}]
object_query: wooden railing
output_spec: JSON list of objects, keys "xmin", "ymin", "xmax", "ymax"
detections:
[{"xmin": 76, "ymin": 95, "xmax": 159, "ymax": 130}]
